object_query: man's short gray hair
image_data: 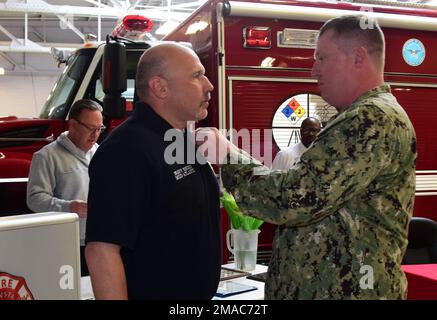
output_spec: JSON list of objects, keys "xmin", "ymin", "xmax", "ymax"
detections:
[
  {"xmin": 319, "ymin": 14, "xmax": 385, "ymax": 71},
  {"xmin": 135, "ymin": 46, "xmax": 170, "ymax": 101},
  {"xmin": 68, "ymin": 99, "xmax": 103, "ymax": 120}
]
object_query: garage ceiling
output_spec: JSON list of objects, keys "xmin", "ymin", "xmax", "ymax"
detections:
[{"xmin": 0, "ymin": 0, "xmax": 206, "ymax": 74}]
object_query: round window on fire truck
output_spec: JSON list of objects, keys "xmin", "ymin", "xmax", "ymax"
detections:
[{"xmin": 272, "ymin": 93, "xmax": 337, "ymax": 150}]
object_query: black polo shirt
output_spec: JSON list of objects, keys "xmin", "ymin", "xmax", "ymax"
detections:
[{"xmin": 86, "ymin": 103, "xmax": 221, "ymax": 299}]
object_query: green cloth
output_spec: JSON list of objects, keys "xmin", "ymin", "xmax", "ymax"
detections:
[{"xmin": 221, "ymin": 191, "xmax": 264, "ymax": 231}]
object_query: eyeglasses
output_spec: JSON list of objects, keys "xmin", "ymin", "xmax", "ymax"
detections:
[{"xmin": 75, "ymin": 118, "xmax": 106, "ymax": 134}]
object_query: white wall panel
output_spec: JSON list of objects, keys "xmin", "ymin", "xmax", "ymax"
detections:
[{"xmin": 0, "ymin": 74, "xmax": 59, "ymax": 118}]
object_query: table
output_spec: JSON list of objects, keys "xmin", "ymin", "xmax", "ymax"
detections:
[
  {"xmin": 82, "ymin": 264, "xmax": 437, "ymax": 300},
  {"xmin": 81, "ymin": 276, "xmax": 94, "ymax": 300},
  {"xmin": 402, "ymin": 264, "xmax": 437, "ymax": 300},
  {"xmin": 80, "ymin": 264, "xmax": 268, "ymax": 300},
  {"xmin": 213, "ymin": 263, "xmax": 267, "ymax": 300}
]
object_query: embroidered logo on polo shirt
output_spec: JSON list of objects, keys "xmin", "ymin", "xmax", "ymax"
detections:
[
  {"xmin": 173, "ymin": 165, "xmax": 196, "ymax": 181},
  {"xmin": 0, "ymin": 272, "xmax": 34, "ymax": 300}
]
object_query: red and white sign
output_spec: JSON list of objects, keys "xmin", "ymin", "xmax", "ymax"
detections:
[{"xmin": 0, "ymin": 272, "xmax": 34, "ymax": 300}]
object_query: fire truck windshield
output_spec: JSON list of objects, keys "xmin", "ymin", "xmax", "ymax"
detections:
[{"xmin": 39, "ymin": 52, "xmax": 93, "ymax": 119}]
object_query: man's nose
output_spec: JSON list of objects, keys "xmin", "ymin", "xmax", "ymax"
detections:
[{"xmin": 206, "ymin": 78, "xmax": 214, "ymax": 92}]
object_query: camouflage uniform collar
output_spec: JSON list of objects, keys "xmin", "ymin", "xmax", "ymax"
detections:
[
  {"xmin": 351, "ymin": 84, "xmax": 391, "ymax": 107},
  {"xmin": 320, "ymin": 84, "xmax": 390, "ymax": 134}
]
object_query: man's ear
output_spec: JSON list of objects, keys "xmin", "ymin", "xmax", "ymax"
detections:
[
  {"xmin": 353, "ymin": 47, "xmax": 367, "ymax": 67},
  {"xmin": 148, "ymin": 76, "xmax": 169, "ymax": 99}
]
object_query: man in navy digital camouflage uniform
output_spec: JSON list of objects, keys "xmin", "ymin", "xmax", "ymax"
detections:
[{"xmin": 198, "ymin": 15, "xmax": 416, "ymax": 299}]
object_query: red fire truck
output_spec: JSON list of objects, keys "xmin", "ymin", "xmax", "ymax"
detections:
[{"xmin": 1, "ymin": 0, "xmax": 437, "ymax": 265}]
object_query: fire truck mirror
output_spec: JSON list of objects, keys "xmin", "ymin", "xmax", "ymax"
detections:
[
  {"xmin": 102, "ymin": 41, "xmax": 127, "ymax": 94},
  {"xmin": 102, "ymin": 40, "xmax": 127, "ymax": 119},
  {"xmin": 103, "ymin": 94, "xmax": 126, "ymax": 119}
]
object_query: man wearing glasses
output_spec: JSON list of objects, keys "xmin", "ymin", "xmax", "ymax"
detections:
[{"xmin": 27, "ymin": 99, "xmax": 104, "ymax": 276}]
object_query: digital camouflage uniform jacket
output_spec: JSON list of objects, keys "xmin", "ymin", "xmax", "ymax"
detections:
[{"xmin": 222, "ymin": 85, "xmax": 417, "ymax": 299}]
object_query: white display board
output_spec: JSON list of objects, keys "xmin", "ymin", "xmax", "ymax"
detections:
[{"xmin": 0, "ymin": 212, "xmax": 81, "ymax": 300}]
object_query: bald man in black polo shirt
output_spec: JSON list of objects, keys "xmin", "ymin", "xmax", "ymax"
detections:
[{"xmin": 85, "ymin": 43, "xmax": 221, "ymax": 300}]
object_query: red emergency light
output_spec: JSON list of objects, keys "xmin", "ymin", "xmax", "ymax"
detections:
[
  {"xmin": 112, "ymin": 15, "xmax": 153, "ymax": 40},
  {"xmin": 243, "ymin": 26, "xmax": 271, "ymax": 49}
]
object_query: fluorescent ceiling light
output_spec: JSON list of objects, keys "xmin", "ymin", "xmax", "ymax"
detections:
[{"xmin": 0, "ymin": 67, "xmax": 5, "ymax": 75}]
